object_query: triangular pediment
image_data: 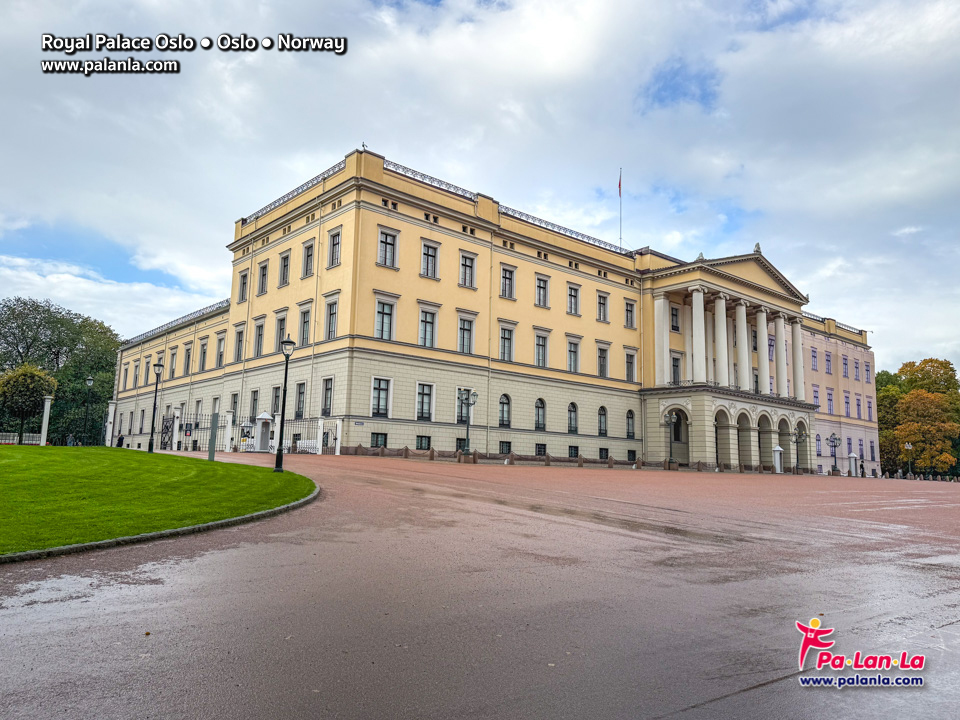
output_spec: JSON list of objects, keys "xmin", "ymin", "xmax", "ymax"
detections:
[{"xmin": 655, "ymin": 252, "xmax": 808, "ymax": 305}]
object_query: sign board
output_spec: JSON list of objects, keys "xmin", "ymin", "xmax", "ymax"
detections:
[
  {"xmin": 354, "ymin": 421, "xmax": 365, "ymax": 426},
  {"xmin": 185, "ymin": 422, "xmax": 192, "ymax": 437}
]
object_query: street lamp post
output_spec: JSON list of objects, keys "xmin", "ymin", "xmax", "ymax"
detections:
[
  {"xmin": 790, "ymin": 426, "xmax": 807, "ymax": 473},
  {"xmin": 459, "ymin": 389, "xmax": 479, "ymax": 454},
  {"xmin": 147, "ymin": 361, "xmax": 164, "ymax": 453},
  {"xmin": 664, "ymin": 412, "xmax": 677, "ymax": 466},
  {"xmin": 827, "ymin": 432, "xmax": 841, "ymax": 472},
  {"xmin": 904, "ymin": 442, "xmax": 913, "ymax": 476},
  {"xmin": 83, "ymin": 375, "xmax": 94, "ymax": 446},
  {"xmin": 274, "ymin": 335, "xmax": 297, "ymax": 473}
]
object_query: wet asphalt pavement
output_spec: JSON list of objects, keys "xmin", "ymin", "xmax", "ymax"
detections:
[{"xmin": 2, "ymin": 455, "xmax": 960, "ymax": 719}]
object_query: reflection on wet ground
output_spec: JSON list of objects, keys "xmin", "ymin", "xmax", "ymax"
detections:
[{"xmin": 3, "ymin": 455, "xmax": 960, "ymax": 719}]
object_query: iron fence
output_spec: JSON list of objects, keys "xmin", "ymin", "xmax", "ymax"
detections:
[{"xmin": 160, "ymin": 412, "xmax": 229, "ymax": 452}]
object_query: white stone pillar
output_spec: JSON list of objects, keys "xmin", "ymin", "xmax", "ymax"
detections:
[
  {"xmin": 726, "ymin": 317, "xmax": 735, "ymax": 388},
  {"xmin": 736, "ymin": 300, "xmax": 751, "ymax": 390},
  {"xmin": 105, "ymin": 400, "xmax": 116, "ymax": 447},
  {"xmin": 39, "ymin": 395, "xmax": 53, "ymax": 446},
  {"xmin": 705, "ymin": 309, "xmax": 715, "ymax": 383},
  {"xmin": 775, "ymin": 314, "xmax": 789, "ymax": 396},
  {"xmin": 335, "ymin": 418, "xmax": 343, "ymax": 455},
  {"xmin": 792, "ymin": 318, "xmax": 805, "ymax": 401},
  {"xmin": 690, "ymin": 287, "xmax": 706, "ymax": 383},
  {"xmin": 172, "ymin": 407, "xmax": 181, "ymax": 451},
  {"xmin": 682, "ymin": 304, "xmax": 693, "ymax": 382},
  {"xmin": 714, "ymin": 295, "xmax": 729, "ymax": 386},
  {"xmin": 225, "ymin": 410, "xmax": 235, "ymax": 451},
  {"xmin": 756, "ymin": 307, "xmax": 769, "ymax": 395},
  {"xmin": 654, "ymin": 294, "xmax": 666, "ymax": 386}
]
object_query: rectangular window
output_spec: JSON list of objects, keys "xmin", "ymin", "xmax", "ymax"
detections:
[
  {"xmin": 299, "ymin": 309, "xmax": 311, "ymax": 346},
  {"xmin": 671, "ymin": 356, "xmax": 681, "ymax": 385},
  {"xmin": 302, "ymin": 243, "xmax": 314, "ymax": 277},
  {"xmin": 458, "ymin": 318, "xmax": 473, "ymax": 354},
  {"xmin": 825, "ymin": 352, "xmax": 832, "ymax": 374},
  {"xmin": 568, "ymin": 446, "xmax": 579, "ymax": 459},
  {"xmin": 854, "ymin": 360, "xmax": 860, "ymax": 381},
  {"xmin": 417, "ymin": 383, "xmax": 433, "ymax": 421},
  {"xmin": 183, "ymin": 347, "xmax": 192, "ymax": 375},
  {"xmin": 371, "ymin": 432, "xmax": 387, "ymax": 448},
  {"xmin": 811, "ymin": 348, "xmax": 818, "ymax": 371},
  {"xmin": 168, "ymin": 350, "xmax": 177, "ymax": 380},
  {"xmin": 231, "ymin": 393, "xmax": 239, "ymax": 421},
  {"xmin": 768, "ymin": 337, "xmax": 775, "ymax": 362},
  {"xmin": 499, "ymin": 327, "xmax": 513, "ymax": 361},
  {"xmin": 535, "ymin": 276, "xmax": 549, "ymax": 307},
  {"xmin": 856, "ymin": 397, "xmax": 862, "ymax": 419},
  {"xmin": 198, "ymin": 343, "xmax": 207, "ymax": 372},
  {"xmin": 752, "ymin": 329, "xmax": 758, "ymax": 351},
  {"xmin": 670, "ymin": 306, "xmax": 680, "ymax": 332},
  {"xmin": 258, "ymin": 262, "xmax": 268, "ymax": 295},
  {"xmin": 375, "ymin": 302, "xmax": 394, "ymax": 340},
  {"xmin": 844, "ymin": 393, "xmax": 851, "ymax": 417},
  {"xmin": 625, "ymin": 301, "xmax": 635, "ymax": 328},
  {"xmin": 378, "ymin": 232, "xmax": 397, "ymax": 267},
  {"xmin": 827, "ymin": 390, "xmax": 834, "ymax": 414},
  {"xmin": 599, "ymin": 448, "xmax": 609, "ymax": 460},
  {"xmin": 627, "ymin": 450, "xmax": 637, "ymax": 463},
  {"xmin": 139, "ymin": 409, "xmax": 145, "ymax": 433},
  {"xmin": 459, "ymin": 253, "xmax": 475, "ymax": 288},
  {"xmin": 144, "ymin": 360, "xmax": 152, "ymax": 386},
  {"xmin": 456, "ymin": 437, "xmax": 467, "ymax": 452},
  {"xmin": 567, "ymin": 341, "xmax": 579, "ymax": 372},
  {"xmin": 416, "ymin": 435, "xmax": 431, "ymax": 450},
  {"xmin": 867, "ymin": 400, "xmax": 873, "ymax": 422},
  {"xmin": 238, "ymin": 271, "xmax": 248, "ymax": 303},
  {"xmin": 870, "ymin": 441, "xmax": 876, "ymax": 462},
  {"xmin": 847, "ymin": 437, "xmax": 853, "ymax": 455},
  {"xmin": 813, "ymin": 388, "xmax": 820, "ymax": 408},
  {"xmin": 253, "ymin": 324, "xmax": 264, "ymax": 357},
  {"xmin": 626, "ymin": 352, "xmax": 636, "ymax": 382},
  {"xmin": 133, "ymin": 362, "xmax": 140, "ymax": 388},
  {"xmin": 272, "ymin": 386, "xmax": 281, "ymax": 414},
  {"xmin": 535, "ymin": 443, "xmax": 547, "ymax": 457},
  {"xmin": 250, "ymin": 389, "xmax": 259, "ymax": 419},
  {"xmin": 597, "ymin": 347, "xmax": 608, "ymax": 378},
  {"xmin": 295, "ymin": 382, "xmax": 305, "ymax": 419},
  {"xmin": 216, "ymin": 338, "xmax": 225, "ymax": 368},
  {"xmin": 500, "ymin": 267, "xmax": 515, "ymax": 299},
  {"xmin": 275, "ymin": 317, "xmax": 286, "ymax": 351},
  {"xmin": 535, "ymin": 335, "xmax": 547, "ymax": 368},
  {"xmin": 843, "ymin": 356, "xmax": 849, "ymax": 378},
  {"xmin": 597, "ymin": 294, "xmax": 608, "ymax": 322},
  {"xmin": 122, "ymin": 367, "xmax": 128, "ymax": 390},
  {"xmin": 421, "ymin": 243, "xmax": 438, "ymax": 278},
  {"xmin": 328, "ymin": 231, "xmax": 341, "ymax": 267},
  {"xmin": 456, "ymin": 389, "xmax": 472, "ymax": 424},
  {"xmin": 567, "ymin": 285, "xmax": 580, "ymax": 315},
  {"xmin": 372, "ymin": 378, "xmax": 390, "ymax": 417},
  {"xmin": 865, "ymin": 362, "xmax": 871, "ymax": 383},
  {"xmin": 279, "ymin": 253, "xmax": 290, "ymax": 286},
  {"xmin": 234, "ymin": 330, "xmax": 244, "ymax": 363},
  {"xmin": 500, "ymin": 441, "xmax": 512, "ymax": 455},
  {"xmin": 318, "ymin": 378, "xmax": 333, "ymax": 417},
  {"xmin": 326, "ymin": 301, "xmax": 338, "ymax": 340},
  {"xmin": 419, "ymin": 310, "xmax": 436, "ymax": 348}
]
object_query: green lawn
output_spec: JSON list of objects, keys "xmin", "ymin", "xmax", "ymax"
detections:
[{"xmin": 0, "ymin": 446, "xmax": 315, "ymax": 555}]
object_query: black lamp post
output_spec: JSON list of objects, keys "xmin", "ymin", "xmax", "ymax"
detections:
[
  {"xmin": 459, "ymin": 389, "xmax": 479, "ymax": 453},
  {"xmin": 83, "ymin": 375, "xmax": 94, "ymax": 446},
  {"xmin": 904, "ymin": 442, "xmax": 913, "ymax": 476},
  {"xmin": 790, "ymin": 426, "xmax": 807, "ymax": 472},
  {"xmin": 274, "ymin": 335, "xmax": 297, "ymax": 472},
  {"xmin": 147, "ymin": 360, "xmax": 164, "ymax": 453},
  {"xmin": 664, "ymin": 411, "xmax": 677, "ymax": 465},
  {"xmin": 827, "ymin": 432, "xmax": 841, "ymax": 472}
]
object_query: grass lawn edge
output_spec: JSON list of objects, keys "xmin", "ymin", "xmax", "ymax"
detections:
[{"xmin": 0, "ymin": 478, "xmax": 321, "ymax": 565}]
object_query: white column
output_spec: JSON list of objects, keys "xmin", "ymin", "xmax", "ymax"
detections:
[
  {"xmin": 39, "ymin": 395, "xmax": 53, "ymax": 446},
  {"xmin": 691, "ymin": 287, "xmax": 706, "ymax": 383},
  {"xmin": 726, "ymin": 317, "xmax": 735, "ymax": 388},
  {"xmin": 705, "ymin": 309, "xmax": 715, "ymax": 383},
  {"xmin": 225, "ymin": 410, "xmax": 235, "ymax": 451},
  {"xmin": 792, "ymin": 318, "xmax": 805, "ymax": 401},
  {"xmin": 736, "ymin": 300, "xmax": 751, "ymax": 390},
  {"xmin": 653, "ymin": 294, "xmax": 666, "ymax": 386},
  {"xmin": 756, "ymin": 306, "xmax": 769, "ymax": 396},
  {"xmin": 105, "ymin": 400, "xmax": 116, "ymax": 447},
  {"xmin": 714, "ymin": 295, "xmax": 728, "ymax": 386},
  {"xmin": 335, "ymin": 418, "xmax": 343, "ymax": 455},
  {"xmin": 775, "ymin": 314, "xmax": 788, "ymax": 396},
  {"xmin": 172, "ymin": 407, "xmax": 181, "ymax": 451},
  {"xmin": 661, "ymin": 298, "xmax": 671, "ymax": 386},
  {"xmin": 682, "ymin": 304, "xmax": 693, "ymax": 381}
]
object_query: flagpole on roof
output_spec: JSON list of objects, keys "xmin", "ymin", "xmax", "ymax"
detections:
[{"xmin": 619, "ymin": 168, "xmax": 622, "ymax": 250}]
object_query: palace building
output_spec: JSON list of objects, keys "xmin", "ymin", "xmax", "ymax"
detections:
[{"xmin": 107, "ymin": 149, "xmax": 879, "ymax": 474}]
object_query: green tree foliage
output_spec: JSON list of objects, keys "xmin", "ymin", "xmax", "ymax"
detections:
[
  {"xmin": 898, "ymin": 358, "xmax": 959, "ymax": 394},
  {"xmin": 0, "ymin": 365, "xmax": 57, "ymax": 443},
  {"xmin": 874, "ymin": 370, "xmax": 901, "ymax": 392},
  {"xmin": 0, "ymin": 297, "xmax": 121, "ymax": 444}
]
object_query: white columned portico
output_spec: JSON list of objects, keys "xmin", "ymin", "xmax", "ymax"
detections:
[
  {"xmin": 735, "ymin": 300, "xmax": 751, "ymax": 390},
  {"xmin": 682, "ymin": 303, "xmax": 693, "ymax": 382},
  {"xmin": 756, "ymin": 307, "xmax": 770, "ymax": 396},
  {"xmin": 774, "ymin": 313, "xmax": 789, "ymax": 396},
  {"xmin": 690, "ymin": 286, "xmax": 706, "ymax": 383},
  {"xmin": 654, "ymin": 294, "xmax": 666, "ymax": 386},
  {"xmin": 705, "ymin": 309, "xmax": 715, "ymax": 383},
  {"xmin": 792, "ymin": 318, "xmax": 805, "ymax": 401},
  {"xmin": 714, "ymin": 294, "xmax": 729, "ymax": 386}
]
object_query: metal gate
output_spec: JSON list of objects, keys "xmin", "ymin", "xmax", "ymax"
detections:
[{"xmin": 159, "ymin": 416, "xmax": 174, "ymax": 450}]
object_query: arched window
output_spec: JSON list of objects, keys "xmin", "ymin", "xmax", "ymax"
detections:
[
  {"xmin": 534, "ymin": 399, "xmax": 546, "ymax": 431},
  {"xmin": 499, "ymin": 394, "xmax": 511, "ymax": 428},
  {"xmin": 816, "ymin": 434, "xmax": 822, "ymax": 456},
  {"xmin": 598, "ymin": 407, "xmax": 607, "ymax": 437},
  {"xmin": 626, "ymin": 410, "xmax": 635, "ymax": 439},
  {"xmin": 567, "ymin": 403, "xmax": 578, "ymax": 434}
]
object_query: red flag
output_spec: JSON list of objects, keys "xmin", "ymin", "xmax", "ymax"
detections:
[{"xmin": 618, "ymin": 170, "xmax": 622, "ymax": 197}]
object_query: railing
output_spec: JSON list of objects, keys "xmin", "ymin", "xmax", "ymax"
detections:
[
  {"xmin": 383, "ymin": 160, "xmax": 478, "ymax": 201},
  {"xmin": 242, "ymin": 159, "xmax": 347, "ymax": 224},
  {"xmin": 500, "ymin": 205, "xmax": 629, "ymax": 255},
  {"xmin": 124, "ymin": 299, "xmax": 230, "ymax": 346},
  {"xmin": 836, "ymin": 321, "xmax": 863, "ymax": 334},
  {"xmin": 802, "ymin": 310, "xmax": 825, "ymax": 323}
]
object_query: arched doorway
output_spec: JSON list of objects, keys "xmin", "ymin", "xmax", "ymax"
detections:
[
  {"xmin": 715, "ymin": 408, "xmax": 737, "ymax": 469},
  {"xmin": 757, "ymin": 413, "xmax": 775, "ymax": 471},
  {"xmin": 664, "ymin": 407, "xmax": 689, "ymax": 465},
  {"xmin": 777, "ymin": 418, "xmax": 794, "ymax": 470},
  {"xmin": 736, "ymin": 412, "xmax": 754, "ymax": 469},
  {"xmin": 795, "ymin": 419, "xmax": 812, "ymax": 471}
]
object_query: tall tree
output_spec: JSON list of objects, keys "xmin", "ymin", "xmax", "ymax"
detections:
[
  {"xmin": 893, "ymin": 389, "xmax": 960, "ymax": 474},
  {"xmin": 0, "ymin": 365, "xmax": 57, "ymax": 443},
  {"xmin": 875, "ymin": 370, "xmax": 901, "ymax": 393},
  {"xmin": 898, "ymin": 359, "xmax": 960, "ymax": 394}
]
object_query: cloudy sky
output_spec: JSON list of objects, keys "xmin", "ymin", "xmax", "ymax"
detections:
[{"xmin": 2, "ymin": 0, "xmax": 958, "ymax": 371}]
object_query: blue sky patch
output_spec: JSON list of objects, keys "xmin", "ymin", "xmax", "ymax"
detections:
[{"xmin": 640, "ymin": 57, "xmax": 721, "ymax": 112}]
